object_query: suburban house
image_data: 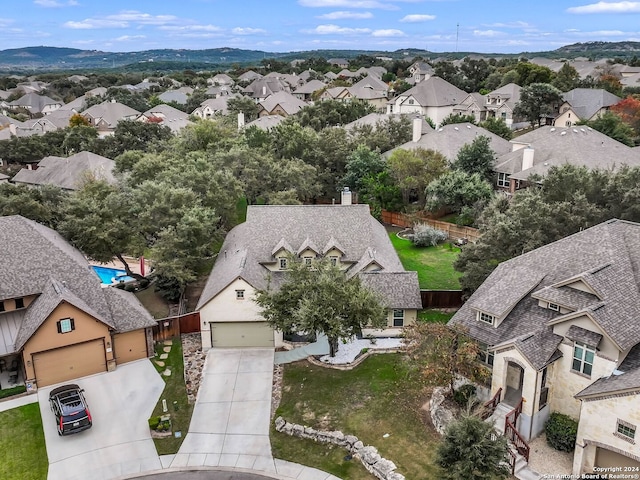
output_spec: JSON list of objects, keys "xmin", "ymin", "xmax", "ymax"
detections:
[
  {"xmin": 292, "ymin": 79, "xmax": 327, "ymax": 101},
  {"xmin": 157, "ymin": 86, "xmax": 194, "ymax": 106},
  {"xmin": 449, "ymin": 219, "xmax": 640, "ymax": 475},
  {"xmin": 82, "ymin": 100, "xmax": 141, "ymax": 136},
  {"xmin": 554, "ymin": 88, "xmax": 621, "ymax": 127},
  {"xmin": 386, "ymin": 76, "xmax": 467, "ymax": 126},
  {"xmin": 238, "ymin": 70, "xmax": 263, "ymax": 83},
  {"xmin": 257, "ymin": 91, "xmax": 308, "ymax": 118},
  {"xmin": 453, "ymin": 92, "xmax": 487, "ymax": 124},
  {"xmin": 196, "ymin": 202, "xmax": 421, "ymax": 350},
  {"xmin": 494, "ymin": 126, "xmax": 640, "ymax": 194},
  {"xmin": 244, "ymin": 115, "xmax": 285, "ymax": 131},
  {"xmin": 8, "ymin": 93, "xmax": 62, "ymax": 116},
  {"xmin": 208, "ymin": 73, "xmax": 234, "ymax": 86},
  {"xmin": 11, "ymin": 151, "xmax": 116, "ymax": 190},
  {"xmin": 139, "ymin": 104, "xmax": 191, "ymax": 133},
  {"xmin": 484, "ymin": 83, "xmax": 527, "ymax": 130},
  {"xmin": 385, "ymin": 120, "xmax": 512, "ymax": 162},
  {"xmin": 243, "ymin": 78, "xmax": 290, "ymax": 102},
  {"xmin": 191, "ymin": 95, "xmax": 239, "ymax": 118},
  {"xmin": 0, "ymin": 215, "xmax": 156, "ymax": 392},
  {"xmin": 408, "ymin": 61, "xmax": 434, "ymax": 83}
]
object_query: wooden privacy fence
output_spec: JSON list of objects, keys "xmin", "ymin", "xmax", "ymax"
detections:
[
  {"xmin": 421, "ymin": 290, "xmax": 463, "ymax": 309},
  {"xmin": 381, "ymin": 210, "xmax": 481, "ymax": 243},
  {"xmin": 152, "ymin": 312, "xmax": 201, "ymax": 342}
]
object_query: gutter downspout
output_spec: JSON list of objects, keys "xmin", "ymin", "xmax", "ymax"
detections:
[{"xmin": 530, "ymin": 368, "xmax": 539, "ymax": 441}]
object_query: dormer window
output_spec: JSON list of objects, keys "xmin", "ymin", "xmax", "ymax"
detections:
[
  {"xmin": 330, "ymin": 256, "xmax": 338, "ymax": 266},
  {"xmin": 304, "ymin": 257, "xmax": 312, "ymax": 267},
  {"xmin": 478, "ymin": 312, "xmax": 495, "ymax": 325},
  {"xmin": 548, "ymin": 303, "xmax": 559, "ymax": 311},
  {"xmin": 235, "ymin": 290, "xmax": 245, "ymax": 300},
  {"xmin": 279, "ymin": 258, "xmax": 287, "ymax": 270}
]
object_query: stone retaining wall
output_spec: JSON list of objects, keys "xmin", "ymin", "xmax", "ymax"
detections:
[
  {"xmin": 430, "ymin": 386, "xmax": 454, "ymax": 435},
  {"xmin": 307, "ymin": 347, "xmax": 404, "ymax": 371},
  {"xmin": 275, "ymin": 416, "xmax": 405, "ymax": 480}
]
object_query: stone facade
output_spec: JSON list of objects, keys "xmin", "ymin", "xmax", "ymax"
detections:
[{"xmin": 274, "ymin": 416, "xmax": 405, "ymax": 480}]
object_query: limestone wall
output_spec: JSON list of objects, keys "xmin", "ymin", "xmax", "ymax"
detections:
[{"xmin": 275, "ymin": 416, "xmax": 405, "ymax": 480}]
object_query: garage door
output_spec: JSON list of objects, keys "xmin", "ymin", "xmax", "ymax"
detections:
[
  {"xmin": 596, "ymin": 447, "xmax": 640, "ymax": 470},
  {"xmin": 211, "ymin": 322, "xmax": 274, "ymax": 348},
  {"xmin": 114, "ymin": 330, "xmax": 148, "ymax": 364},
  {"xmin": 33, "ymin": 339, "xmax": 106, "ymax": 387}
]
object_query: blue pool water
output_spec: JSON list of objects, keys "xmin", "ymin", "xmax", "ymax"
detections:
[{"xmin": 92, "ymin": 266, "xmax": 134, "ymax": 285}]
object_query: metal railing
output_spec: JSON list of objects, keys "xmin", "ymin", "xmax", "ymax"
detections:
[
  {"xmin": 482, "ymin": 387, "xmax": 502, "ymax": 420},
  {"xmin": 504, "ymin": 397, "xmax": 530, "ymax": 473}
]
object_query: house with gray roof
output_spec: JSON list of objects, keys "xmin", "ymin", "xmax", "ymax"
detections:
[
  {"xmin": 450, "ymin": 219, "xmax": 640, "ymax": 475},
  {"xmin": 243, "ymin": 77, "xmax": 290, "ymax": 102},
  {"xmin": 385, "ymin": 122, "xmax": 512, "ymax": 162},
  {"xmin": 257, "ymin": 91, "xmax": 308, "ymax": 118},
  {"xmin": 8, "ymin": 93, "xmax": 62, "ymax": 116},
  {"xmin": 81, "ymin": 100, "xmax": 140, "ymax": 136},
  {"xmin": 494, "ymin": 126, "xmax": 640, "ymax": 193},
  {"xmin": 386, "ymin": 76, "xmax": 467, "ymax": 126},
  {"xmin": 139, "ymin": 104, "xmax": 191, "ymax": 132},
  {"xmin": 453, "ymin": 92, "xmax": 488, "ymax": 124},
  {"xmin": 484, "ymin": 83, "xmax": 527, "ymax": 130},
  {"xmin": 0, "ymin": 215, "xmax": 156, "ymax": 392},
  {"xmin": 196, "ymin": 203, "xmax": 421, "ymax": 350},
  {"xmin": 12, "ymin": 151, "xmax": 116, "ymax": 190},
  {"xmin": 292, "ymin": 79, "xmax": 327, "ymax": 101},
  {"xmin": 554, "ymin": 88, "xmax": 621, "ymax": 128}
]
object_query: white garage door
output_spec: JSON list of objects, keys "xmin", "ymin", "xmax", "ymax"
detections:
[
  {"xmin": 33, "ymin": 339, "xmax": 107, "ymax": 387},
  {"xmin": 210, "ymin": 322, "xmax": 274, "ymax": 348}
]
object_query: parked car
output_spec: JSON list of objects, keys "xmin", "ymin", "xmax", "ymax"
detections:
[{"xmin": 49, "ymin": 384, "xmax": 92, "ymax": 436}]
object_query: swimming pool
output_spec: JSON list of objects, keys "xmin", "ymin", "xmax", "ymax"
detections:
[{"xmin": 92, "ymin": 266, "xmax": 134, "ymax": 285}]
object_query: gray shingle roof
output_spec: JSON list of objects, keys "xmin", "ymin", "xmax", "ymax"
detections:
[
  {"xmin": 531, "ymin": 285, "xmax": 599, "ymax": 311},
  {"xmin": 565, "ymin": 325, "xmax": 603, "ymax": 348},
  {"xmin": 360, "ymin": 272, "xmax": 422, "ymax": 309},
  {"xmin": 450, "ymin": 219, "xmax": 640, "ymax": 355},
  {"xmin": 514, "ymin": 328, "xmax": 564, "ymax": 370},
  {"xmin": 575, "ymin": 343, "xmax": 640, "ymax": 398},
  {"xmin": 196, "ymin": 205, "xmax": 413, "ymax": 310},
  {"xmin": 560, "ymin": 88, "xmax": 621, "ymax": 120},
  {"xmin": 496, "ymin": 126, "xmax": 640, "ymax": 180},
  {"xmin": 386, "ymin": 123, "xmax": 512, "ymax": 161},
  {"xmin": 398, "ymin": 76, "xmax": 467, "ymax": 107},
  {"xmin": 11, "ymin": 151, "xmax": 115, "ymax": 190}
]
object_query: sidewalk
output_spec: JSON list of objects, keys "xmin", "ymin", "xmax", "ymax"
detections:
[{"xmin": 0, "ymin": 393, "xmax": 37, "ymax": 413}]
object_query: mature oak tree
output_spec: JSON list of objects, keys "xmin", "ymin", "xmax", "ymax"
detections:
[{"xmin": 255, "ymin": 257, "xmax": 387, "ymax": 357}]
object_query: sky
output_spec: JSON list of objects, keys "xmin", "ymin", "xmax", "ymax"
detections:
[{"xmin": 2, "ymin": 0, "xmax": 640, "ymax": 54}]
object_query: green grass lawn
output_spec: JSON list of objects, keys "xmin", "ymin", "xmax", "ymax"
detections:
[
  {"xmin": 273, "ymin": 354, "xmax": 443, "ymax": 480},
  {"xmin": 418, "ymin": 309, "xmax": 455, "ymax": 323},
  {"xmin": 389, "ymin": 232, "xmax": 462, "ymax": 290},
  {"xmin": 150, "ymin": 338, "xmax": 194, "ymax": 455},
  {"xmin": 0, "ymin": 402, "xmax": 48, "ymax": 480},
  {"xmin": 135, "ymin": 287, "xmax": 171, "ymax": 319}
]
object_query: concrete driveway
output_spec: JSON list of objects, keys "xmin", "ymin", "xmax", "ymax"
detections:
[
  {"xmin": 169, "ymin": 348, "xmax": 275, "ymax": 472},
  {"xmin": 38, "ymin": 359, "xmax": 164, "ymax": 480}
]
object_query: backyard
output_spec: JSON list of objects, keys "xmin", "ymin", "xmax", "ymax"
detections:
[
  {"xmin": 389, "ymin": 231, "xmax": 462, "ymax": 290},
  {"xmin": 0, "ymin": 402, "xmax": 48, "ymax": 480},
  {"xmin": 272, "ymin": 354, "xmax": 443, "ymax": 480}
]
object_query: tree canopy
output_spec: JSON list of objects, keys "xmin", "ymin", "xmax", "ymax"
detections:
[{"xmin": 255, "ymin": 256, "xmax": 387, "ymax": 357}]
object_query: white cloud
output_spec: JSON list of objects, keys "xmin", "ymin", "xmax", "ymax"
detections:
[
  {"xmin": 34, "ymin": 0, "xmax": 78, "ymax": 7},
  {"xmin": 63, "ymin": 10, "xmax": 181, "ymax": 29},
  {"xmin": 0, "ymin": 18, "xmax": 14, "ymax": 27},
  {"xmin": 231, "ymin": 27, "xmax": 267, "ymax": 35},
  {"xmin": 299, "ymin": 0, "xmax": 399, "ymax": 10},
  {"xmin": 483, "ymin": 21, "xmax": 532, "ymax": 28},
  {"xmin": 306, "ymin": 24, "xmax": 372, "ymax": 34},
  {"xmin": 372, "ymin": 28, "xmax": 405, "ymax": 37},
  {"xmin": 159, "ymin": 24, "xmax": 223, "ymax": 32},
  {"xmin": 473, "ymin": 29, "xmax": 505, "ymax": 37},
  {"xmin": 317, "ymin": 10, "xmax": 374, "ymax": 19},
  {"xmin": 399, "ymin": 14, "xmax": 436, "ymax": 22},
  {"xmin": 567, "ymin": 1, "xmax": 640, "ymax": 13},
  {"xmin": 64, "ymin": 19, "xmax": 128, "ymax": 29},
  {"xmin": 115, "ymin": 35, "xmax": 146, "ymax": 41},
  {"xmin": 567, "ymin": 29, "xmax": 627, "ymax": 35}
]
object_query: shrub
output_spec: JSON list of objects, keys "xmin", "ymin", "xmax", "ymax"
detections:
[
  {"xmin": 412, "ymin": 223, "xmax": 448, "ymax": 247},
  {"xmin": 148, "ymin": 416, "xmax": 160, "ymax": 430},
  {"xmin": 545, "ymin": 412, "xmax": 578, "ymax": 452},
  {"xmin": 453, "ymin": 384, "xmax": 477, "ymax": 407}
]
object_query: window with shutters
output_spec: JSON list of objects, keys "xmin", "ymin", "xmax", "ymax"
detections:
[{"xmin": 57, "ymin": 318, "xmax": 75, "ymax": 334}]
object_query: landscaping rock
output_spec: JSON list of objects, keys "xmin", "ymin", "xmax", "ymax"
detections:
[
  {"xmin": 163, "ymin": 369, "xmax": 172, "ymax": 376},
  {"xmin": 163, "ymin": 340, "xmax": 172, "ymax": 346},
  {"xmin": 276, "ymin": 416, "xmax": 404, "ymax": 480},
  {"xmin": 430, "ymin": 386, "xmax": 454, "ymax": 435},
  {"xmin": 181, "ymin": 333, "xmax": 207, "ymax": 404},
  {"xmin": 160, "ymin": 353, "xmax": 169, "ymax": 360},
  {"xmin": 163, "ymin": 346, "xmax": 172, "ymax": 353},
  {"xmin": 154, "ymin": 361, "xmax": 165, "ymax": 367}
]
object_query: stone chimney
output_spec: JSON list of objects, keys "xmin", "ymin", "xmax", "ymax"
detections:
[
  {"xmin": 412, "ymin": 116, "xmax": 422, "ymax": 142},
  {"xmin": 237, "ymin": 112, "xmax": 245, "ymax": 130},
  {"xmin": 341, "ymin": 187, "xmax": 352, "ymax": 205},
  {"xmin": 522, "ymin": 146, "xmax": 534, "ymax": 171}
]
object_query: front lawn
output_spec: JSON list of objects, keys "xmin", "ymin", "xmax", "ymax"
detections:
[
  {"xmin": 273, "ymin": 354, "xmax": 443, "ymax": 479},
  {"xmin": 389, "ymin": 232, "xmax": 462, "ymax": 290},
  {"xmin": 418, "ymin": 309, "xmax": 455, "ymax": 324},
  {"xmin": 0, "ymin": 402, "xmax": 48, "ymax": 480},
  {"xmin": 150, "ymin": 338, "xmax": 194, "ymax": 455}
]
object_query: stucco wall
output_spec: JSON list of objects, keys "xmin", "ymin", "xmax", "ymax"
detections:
[
  {"xmin": 573, "ymin": 394, "xmax": 640, "ymax": 475},
  {"xmin": 493, "ymin": 349, "xmax": 538, "ymax": 418},
  {"xmin": 22, "ymin": 301, "xmax": 112, "ymax": 380}
]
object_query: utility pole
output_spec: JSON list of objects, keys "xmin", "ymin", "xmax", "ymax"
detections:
[{"xmin": 456, "ymin": 23, "xmax": 459, "ymax": 53}]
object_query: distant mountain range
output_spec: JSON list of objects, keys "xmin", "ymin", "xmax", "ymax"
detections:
[{"xmin": 2, "ymin": 42, "xmax": 640, "ymax": 73}]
